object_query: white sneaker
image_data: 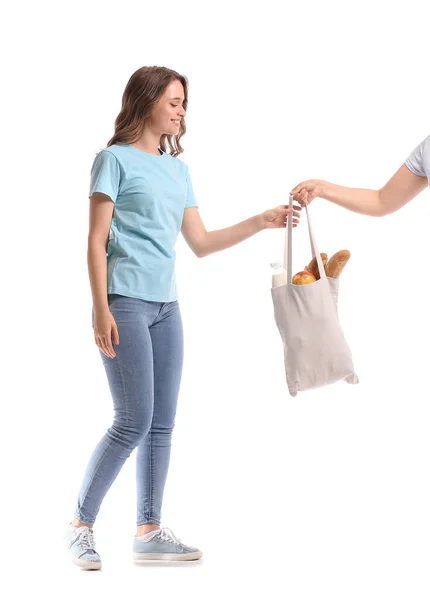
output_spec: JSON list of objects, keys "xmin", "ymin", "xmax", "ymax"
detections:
[{"xmin": 64, "ymin": 523, "xmax": 102, "ymax": 570}]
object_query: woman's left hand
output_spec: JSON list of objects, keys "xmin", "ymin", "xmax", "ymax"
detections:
[{"xmin": 260, "ymin": 204, "xmax": 302, "ymax": 229}]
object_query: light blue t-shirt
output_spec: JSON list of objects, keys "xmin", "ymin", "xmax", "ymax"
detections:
[{"xmin": 89, "ymin": 143, "xmax": 198, "ymax": 302}]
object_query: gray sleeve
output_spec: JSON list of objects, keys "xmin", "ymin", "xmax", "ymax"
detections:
[{"xmin": 404, "ymin": 137, "xmax": 429, "ymax": 177}]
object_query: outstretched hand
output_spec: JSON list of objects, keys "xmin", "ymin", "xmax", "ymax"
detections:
[
  {"xmin": 261, "ymin": 204, "xmax": 302, "ymax": 229},
  {"xmin": 290, "ymin": 180, "xmax": 323, "ymax": 206}
]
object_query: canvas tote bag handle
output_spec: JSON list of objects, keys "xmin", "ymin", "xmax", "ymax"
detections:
[{"xmin": 283, "ymin": 194, "xmax": 326, "ymax": 283}]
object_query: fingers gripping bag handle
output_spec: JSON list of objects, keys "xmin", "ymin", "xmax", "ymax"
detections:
[{"xmin": 283, "ymin": 194, "xmax": 325, "ymax": 282}]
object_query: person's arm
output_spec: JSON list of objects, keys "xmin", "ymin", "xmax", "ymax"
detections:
[
  {"xmin": 291, "ymin": 164, "xmax": 428, "ymax": 217},
  {"xmin": 181, "ymin": 205, "xmax": 301, "ymax": 258},
  {"xmin": 87, "ymin": 192, "xmax": 115, "ymax": 314}
]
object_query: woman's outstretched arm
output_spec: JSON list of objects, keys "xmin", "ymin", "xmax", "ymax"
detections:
[
  {"xmin": 291, "ymin": 165, "xmax": 428, "ymax": 217},
  {"xmin": 181, "ymin": 204, "xmax": 302, "ymax": 258}
]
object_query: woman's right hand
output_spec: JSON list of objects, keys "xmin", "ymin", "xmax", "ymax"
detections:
[
  {"xmin": 290, "ymin": 179, "xmax": 326, "ymax": 206},
  {"xmin": 93, "ymin": 311, "xmax": 120, "ymax": 358}
]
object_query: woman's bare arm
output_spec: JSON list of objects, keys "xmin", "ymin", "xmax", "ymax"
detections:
[
  {"xmin": 291, "ymin": 164, "xmax": 428, "ymax": 216},
  {"xmin": 379, "ymin": 164, "xmax": 428, "ymax": 215},
  {"xmin": 87, "ymin": 192, "xmax": 115, "ymax": 314},
  {"xmin": 181, "ymin": 205, "xmax": 301, "ymax": 258}
]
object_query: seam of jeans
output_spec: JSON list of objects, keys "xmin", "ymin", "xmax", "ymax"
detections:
[
  {"xmin": 76, "ymin": 438, "xmax": 115, "ymax": 522},
  {"xmin": 115, "ymin": 347, "xmax": 130, "ymax": 425},
  {"xmin": 136, "ymin": 519, "xmax": 161, "ymax": 526},
  {"xmin": 156, "ymin": 303, "xmax": 165, "ymax": 318},
  {"xmin": 149, "ymin": 430, "xmax": 154, "ymax": 520}
]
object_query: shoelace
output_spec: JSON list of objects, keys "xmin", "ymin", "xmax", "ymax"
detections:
[
  {"xmin": 77, "ymin": 527, "xmax": 96, "ymax": 551},
  {"xmin": 156, "ymin": 527, "xmax": 183, "ymax": 546}
]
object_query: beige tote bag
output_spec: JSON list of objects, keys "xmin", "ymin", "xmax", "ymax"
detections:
[{"xmin": 271, "ymin": 195, "xmax": 359, "ymax": 397}]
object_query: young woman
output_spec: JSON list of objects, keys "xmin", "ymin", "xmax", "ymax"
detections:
[
  {"xmin": 290, "ymin": 136, "xmax": 429, "ymax": 216},
  {"xmin": 64, "ymin": 66, "xmax": 302, "ymax": 570}
]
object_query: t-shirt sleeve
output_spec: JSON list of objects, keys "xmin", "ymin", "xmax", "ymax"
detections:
[
  {"xmin": 184, "ymin": 166, "xmax": 199, "ymax": 209},
  {"xmin": 404, "ymin": 137, "xmax": 428, "ymax": 177},
  {"xmin": 89, "ymin": 150, "xmax": 121, "ymax": 203}
]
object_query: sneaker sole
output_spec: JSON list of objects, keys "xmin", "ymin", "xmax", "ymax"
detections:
[
  {"xmin": 72, "ymin": 555, "xmax": 102, "ymax": 570},
  {"xmin": 133, "ymin": 550, "xmax": 202, "ymax": 561}
]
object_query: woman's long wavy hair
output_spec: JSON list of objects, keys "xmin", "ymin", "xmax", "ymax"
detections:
[{"xmin": 106, "ymin": 66, "xmax": 189, "ymax": 158}]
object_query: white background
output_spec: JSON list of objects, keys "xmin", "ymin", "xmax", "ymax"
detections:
[{"xmin": 3, "ymin": 0, "xmax": 430, "ymax": 598}]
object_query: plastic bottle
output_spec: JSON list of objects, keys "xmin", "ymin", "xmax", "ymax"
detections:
[{"xmin": 271, "ymin": 262, "xmax": 289, "ymax": 287}]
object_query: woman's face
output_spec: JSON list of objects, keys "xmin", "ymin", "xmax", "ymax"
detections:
[{"xmin": 149, "ymin": 79, "xmax": 186, "ymax": 136}]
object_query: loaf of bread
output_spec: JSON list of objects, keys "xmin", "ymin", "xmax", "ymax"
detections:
[
  {"xmin": 305, "ymin": 253, "xmax": 328, "ymax": 280},
  {"xmin": 325, "ymin": 250, "xmax": 350, "ymax": 278}
]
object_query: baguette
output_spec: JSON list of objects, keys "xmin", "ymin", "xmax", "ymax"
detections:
[{"xmin": 325, "ymin": 250, "xmax": 350, "ymax": 278}]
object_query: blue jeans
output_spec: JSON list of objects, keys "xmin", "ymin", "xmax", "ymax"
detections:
[{"xmin": 73, "ymin": 293, "xmax": 184, "ymax": 526}]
